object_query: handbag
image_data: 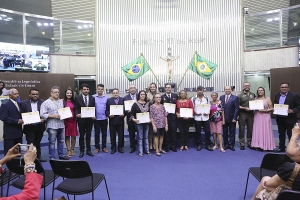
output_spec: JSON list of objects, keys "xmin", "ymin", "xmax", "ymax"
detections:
[{"xmin": 256, "ymin": 162, "xmax": 300, "ymax": 200}]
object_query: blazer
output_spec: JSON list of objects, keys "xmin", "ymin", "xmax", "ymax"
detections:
[
  {"xmin": 220, "ymin": 94, "xmax": 239, "ymax": 123},
  {"xmin": 75, "ymin": 94, "xmax": 95, "ymax": 123},
  {"xmin": 274, "ymin": 92, "xmax": 300, "ymax": 124},
  {"xmin": 161, "ymin": 93, "xmax": 178, "ymax": 120},
  {"xmin": 123, "ymin": 93, "xmax": 138, "ymax": 125},
  {"xmin": 20, "ymin": 99, "xmax": 46, "ymax": 133},
  {"xmin": 106, "ymin": 97, "xmax": 125, "ymax": 125},
  {"xmin": 0, "ymin": 99, "xmax": 23, "ymax": 139}
]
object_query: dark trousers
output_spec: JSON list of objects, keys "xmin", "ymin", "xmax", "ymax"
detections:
[
  {"xmin": 4, "ymin": 137, "xmax": 22, "ymax": 155},
  {"xmin": 194, "ymin": 120, "xmax": 211, "ymax": 146},
  {"xmin": 223, "ymin": 122, "xmax": 236, "ymax": 148},
  {"xmin": 276, "ymin": 117, "xmax": 294, "ymax": 149},
  {"xmin": 109, "ymin": 124, "xmax": 124, "ymax": 150},
  {"xmin": 25, "ymin": 125, "xmax": 44, "ymax": 159},
  {"xmin": 238, "ymin": 112, "xmax": 254, "ymax": 147},
  {"xmin": 128, "ymin": 124, "xmax": 136, "ymax": 149},
  {"xmin": 78, "ymin": 122, "xmax": 93, "ymax": 152},
  {"xmin": 177, "ymin": 119, "xmax": 190, "ymax": 146},
  {"xmin": 164, "ymin": 118, "xmax": 177, "ymax": 149},
  {"xmin": 94, "ymin": 119, "xmax": 108, "ymax": 150}
]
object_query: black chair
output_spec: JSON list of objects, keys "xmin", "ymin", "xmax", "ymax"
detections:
[
  {"xmin": 276, "ymin": 190, "xmax": 300, "ymax": 200},
  {"xmin": 244, "ymin": 153, "xmax": 293, "ymax": 199},
  {"xmin": 0, "ymin": 169, "xmax": 19, "ymax": 197},
  {"xmin": 6, "ymin": 158, "xmax": 57, "ymax": 200},
  {"xmin": 50, "ymin": 159, "xmax": 110, "ymax": 200}
]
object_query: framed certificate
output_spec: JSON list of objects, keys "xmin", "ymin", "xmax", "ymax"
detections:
[
  {"xmin": 195, "ymin": 104, "xmax": 210, "ymax": 114},
  {"xmin": 273, "ymin": 104, "xmax": 288, "ymax": 116},
  {"xmin": 58, "ymin": 107, "xmax": 72, "ymax": 120},
  {"xmin": 110, "ymin": 105, "xmax": 124, "ymax": 115},
  {"xmin": 136, "ymin": 112, "xmax": 150, "ymax": 124},
  {"xmin": 124, "ymin": 100, "xmax": 136, "ymax": 111},
  {"xmin": 164, "ymin": 103, "xmax": 176, "ymax": 114},
  {"xmin": 22, "ymin": 111, "xmax": 40, "ymax": 124},
  {"xmin": 249, "ymin": 100, "xmax": 264, "ymax": 110},
  {"xmin": 180, "ymin": 108, "xmax": 193, "ymax": 118},
  {"xmin": 81, "ymin": 107, "xmax": 95, "ymax": 118}
]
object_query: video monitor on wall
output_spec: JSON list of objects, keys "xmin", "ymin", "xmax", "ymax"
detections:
[{"xmin": 0, "ymin": 42, "xmax": 49, "ymax": 72}]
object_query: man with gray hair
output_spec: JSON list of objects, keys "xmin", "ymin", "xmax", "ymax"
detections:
[
  {"xmin": 40, "ymin": 86, "xmax": 69, "ymax": 160},
  {"xmin": 0, "ymin": 88, "xmax": 23, "ymax": 154}
]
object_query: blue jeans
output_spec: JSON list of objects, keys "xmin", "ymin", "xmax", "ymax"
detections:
[
  {"xmin": 136, "ymin": 123, "xmax": 149, "ymax": 154},
  {"xmin": 47, "ymin": 128, "xmax": 65, "ymax": 159}
]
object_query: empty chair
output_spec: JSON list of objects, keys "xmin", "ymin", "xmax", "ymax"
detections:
[
  {"xmin": 50, "ymin": 159, "xmax": 110, "ymax": 200},
  {"xmin": 0, "ymin": 169, "xmax": 19, "ymax": 197},
  {"xmin": 276, "ymin": 190, "xmax": 300, "ymax": 200},
  {"xmin": 243, "ymin": 153, "xmax": 293, "ymax": 199}
]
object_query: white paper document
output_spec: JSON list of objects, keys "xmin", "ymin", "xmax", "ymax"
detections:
[
  {"xmin": 273, "ymin": 104, "xmax": 288, "ymax": 116},
  {"xmin": 110, "ymin": 105, "xmax": 124, "ymax": 115},
  {"xmin": 81, "ymin": 107, "xmax": 95, "ymax": 118},
  {"xmin": 195, "ymin": 104, "xmax": 210, "ymax": 114},
  {"xmin": 249, "ymin": 100, "xmax": 264, "ymax": 110},
  {"xmin": 22, "ymin": 111, "xmax": 41, "ymax": 124},
  {"xmin": 124, "ymin": 100, "xmax": 136, "ymax": 111},
  {"xmin": 180, "ymin": 108, "xmax": 193, "ymax": 118},
  {"xmin": 58, "ymin": 107, "xmax": 73, "ymax": 120},
  {"xmin": 136, "ymin": 112, "xmax": 150, "ymax": 124},
  {"xmin": 164, "ymin": 103, "xmax": 176, "ymax": 114}
]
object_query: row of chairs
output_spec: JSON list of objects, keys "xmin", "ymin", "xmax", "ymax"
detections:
[
  {"xmin": 244, "ymin": 153, "xmax": 300, "ymax": 200},
  {"xmin": 1, "ymin": 158, "xmax": 110, "ymax": 200}
]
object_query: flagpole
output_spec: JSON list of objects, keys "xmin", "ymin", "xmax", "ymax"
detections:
[
  {"xmin": 177, "ymin": 51, "xmax": 197, "ymax": 90},
  {"xmin": 141, "ymin": 53, "xmax": 162, "ymax": 87}
]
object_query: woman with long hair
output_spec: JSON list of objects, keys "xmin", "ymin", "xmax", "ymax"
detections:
[
  {"xmin": 63, "ymin": 87, "xmax": 78, "ymax": 157},
  {"xmin": 131, "ymin": 90, "xmax": 151, "ymax": 157},
  {"xmin": 0, "ymin": 81, "xmax": 6, "ymax": 96},
  {"xmin": 176, "ymin": 90, "xmax": 194, "ymax": 151},
  {"xmin": 147, "ymin": 82, "xmax": 157, "ymax": 151}
]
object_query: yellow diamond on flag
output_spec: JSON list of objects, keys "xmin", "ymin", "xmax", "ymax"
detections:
[{"xmin": 196, "ymin": 62, "xmax": 212, "ymax": 73}]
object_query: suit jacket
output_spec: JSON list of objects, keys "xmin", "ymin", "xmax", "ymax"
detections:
[
  {"xmin": 20, "ymin": 99, "xmax": 46, "ymax": 133},
  {"xmin": 220, "ymin": 94, "xmax": 239, "ymax": 123},
  {"xmin": 123, "ymin": 93, "xmax": 138, "ymax": 125},
  {"xmin": 161, "ymin": 93, "xmax": 178, "ymax": 120},
  {"xmin": 75, "ymin": 94, "xmax": 95, "ymax": 123},
  {"xmin": 0, "ymin": 99, "xmax": 23, "ymax": 139},
  {"xmin": 274, "ymin": 92, "xmax": 300, "ymax": 124},
  {"xmin": 106, "ymin": 97, "xmax": 125, "ymax": 125}
]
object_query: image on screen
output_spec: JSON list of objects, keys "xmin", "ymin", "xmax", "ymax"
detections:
[{"xmin": 0, "ymin": 42, "xmax": 49, "ymax": 72}]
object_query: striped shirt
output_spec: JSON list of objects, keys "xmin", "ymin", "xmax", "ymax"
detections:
[{"xmin": 40, "ymin": 98, "xmax": 65, "ymax": 129}]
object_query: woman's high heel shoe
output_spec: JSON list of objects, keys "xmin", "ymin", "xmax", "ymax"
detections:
[
  {"xmin": 180, "ymin": 146, "xmax": 184, "ymax": 151},
  {"xmin": 184, "ymin": 146, "xmax": 188, "ymax": 151},
  {"xmin": 213, "ymin": 146, "xmax": 218, "ymax": 150}
]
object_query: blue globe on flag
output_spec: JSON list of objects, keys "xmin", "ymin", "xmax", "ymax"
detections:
[{"xmin": 132, "ymin": 65, "xmax": 140, "ymax": 74}]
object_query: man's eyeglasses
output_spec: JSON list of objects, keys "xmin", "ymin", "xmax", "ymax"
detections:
[{"xmin": 280, "ymin": 87, "xmax": 289, "ymax": 88}]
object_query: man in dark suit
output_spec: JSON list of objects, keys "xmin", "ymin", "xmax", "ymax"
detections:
[
  {"xmin": 20, "ymin": 88, "xmax": 46, "ymax": 161},
  {"xmin": 274, "ymin": 82, "xmax": 300, "ymax": 152},
  {"xmin": 161, "ymin": 83, "xmax": 178, "ymax": 152},
  {"xmin": 75, "ymin": 83, "xmax": 95, "ymax": 158},
  {"xmin": 106, "ymin": 88, "xmax": 125, "ymax": 154},
  {"xmin": 0, "ymin": 88, "xmax": 23, "ymax": 154},
  {"xmin": 220, "ymin": 86, "xmax": 239, "ymax": 151},
  {"xmin": 123, "ymin": 84, "xmax": 138, "ymax": 153}
]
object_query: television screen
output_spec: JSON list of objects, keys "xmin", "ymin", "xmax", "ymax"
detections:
[{"xmin": 0, "ymin": 42, "xmax": 49, "ymax": 72}]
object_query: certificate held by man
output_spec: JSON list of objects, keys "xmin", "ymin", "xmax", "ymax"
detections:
[
  {"xmin": 110, "ymin": 105, "xmax": 124, "ymax": 115},
  {"xmin": 124, "ymin": 100, "xmax": 136, "ymax": 111},
  {"xmin": 249, "ymin": 100, "xmax": 264, "ymax": 110},
  {"xmin": 81, "ymin": 107, "xmax": 95, "ymax": 118},
  {"xmin": 195, "ymin": 104, "xmax": 210, "ymax": 114},
  {"xmin": 180, "ymin": 108, "xmax": 193, "ymax": 118},
  {"xmin": 58, "ymin": 107, "xmax": 72, "ymax": 120},
  {"xmin": 136, "ymin": 112, "xmax": 150, "ymax": 124},
  {"xmin": 273, "ymin": 104, "xmax": 288, "ymax": 116},
  {"xmin": 22, "ymin": 111, "xmax": 41, "ymax": 124},
  {"xmin": 164, "ymin": 103, "xmax": 176, "ymax": 114}
]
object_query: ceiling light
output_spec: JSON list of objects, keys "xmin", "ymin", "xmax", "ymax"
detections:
[
  {"xmin": 50, "ymin": 23, "xmax": 54, "ymax": 26},
  {"xmin": 41, "ymin": 32, "xmax": 45, "ymax": 35},
  {"xmin": 37, "ymin": 22, "xmax": 42, "ymax": 26},
  {"xmin": 83, "ymin": 25, "xmax": 88, "ymax": 28},
  {"xmin": 43, "ymin": 23, "xmax": 49, "ymax": 26},
  {"xmin": 7, "ymin": 17, "xmax": 13, "ymax": 20},
  {"xmin": 274, "ymin": 17, "xmax": 280, "ymax": 21},
  {"xmin": 0, "ymin": 14, "xmax": 7, "ymax": 17},
  {"xmin": 266, "ymin": 18, "xmax": 273, "ymax": 22},
  {"xmin": 87, "ymin": 33, "xmax": 91, "ymax": 36},
  {"xmin": 89, "ymin": 24, "xmax": 92, "ymax": 27},
  {"xmin": 0, "ymin": 17, "xmax": 2, "ymax": 20},
  {"xmin": 293, "ymin": 22, "xmax": 298, "ymax": 26},
  {"xmin": 78, "ymin": 26, "xmax": 82, "ymax": 29},
  {"xmin": 3, "ymin": 19, "xmax": 10, "ymax": 21}
]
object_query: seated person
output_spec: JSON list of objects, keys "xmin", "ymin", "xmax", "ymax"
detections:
[
  {"xmin": 33, "ymin": 60, "xmax": 47, "ymax": 71},
  {"xmin": 0, "ymin": 143, "xmax": 43, "ymax": 200},
  {"xmin": 251, "ymin": 123, "xmax": 300, "ymax": 200}
]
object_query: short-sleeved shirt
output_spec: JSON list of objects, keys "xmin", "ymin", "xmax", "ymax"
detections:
[
  {"xmin": 238, "ymin": 91, "xmax": 256, "ymax": 108},
  {"xmin": 150, "ymin": 104, "xmax": 167, "ymax": 128},
  {"xmin": 277, "ymin": 162, "xmax": 300, "ymax": 191}
]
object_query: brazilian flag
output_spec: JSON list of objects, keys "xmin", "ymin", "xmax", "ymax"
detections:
[
  {"xmin": 122, "ymin": 55, "xmax": 150, "ymax": 81},
  {"xmin": 188, "ymin": 53, "xmax": 217, "ymax": 79}
]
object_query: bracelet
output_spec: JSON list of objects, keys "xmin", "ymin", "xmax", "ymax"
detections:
[{"xmin": 24, "ymin": 166, "xmax": 37, "ymax": 175}]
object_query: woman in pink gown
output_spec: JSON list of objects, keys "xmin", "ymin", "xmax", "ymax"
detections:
[
  {"xmin": 251, "ymin": 87, "xmax": 275, "ymax": 151},
  {"xmin": 63, "ymin": 88, "xmax": 78, "ymax": 157}
]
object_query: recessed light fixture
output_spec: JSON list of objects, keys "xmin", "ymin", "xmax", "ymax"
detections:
[
  {"xmin": 266, "ymin": 18, "xmax": 273, "ymax": 22},
  {"xmin": 50, "ymin": 23, "xmax": 54, "ymax": 26},
  {"xmin": 78, "ymin": 26, "xmax": 82, "ymax": 29},
  {"xmin": 89, "ymin": 24, "xmax": 92, "ymax": 27},
  {"xmin": 0, "ymin": 14, "xmax": 7, "ymax": 17},
  {"xmin": 43, "ymin": 23, "xmax": 49, "ymax": 26},
  {"xmin": 41, "ymin": 32, "xmax": 45, "ymax": 35},
  {"xmin": 37, "ymin": 22, "xmax": 42, "ymax": 26},
  {"xmin": 83, "ymin": 25, "xmax": 88, "ymax": 28}
]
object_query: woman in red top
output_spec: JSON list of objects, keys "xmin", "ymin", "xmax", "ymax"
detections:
[{"xmin": 176, "ymin": 90, "xmax": 194, "ymax": 151}]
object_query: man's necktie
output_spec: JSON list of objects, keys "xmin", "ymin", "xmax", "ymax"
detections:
[
  {"xmin": 115, "ymin": 98, "xmax": 118, "ymax": 104},
  {"xmin": 225, "ymin": 95, "xmax": 229, "ymax": 104},
  {"xmin": 132, "ymin": 95, "xmax": 134, "ymax": 100},
  {"xmin": 84, "ymin": 96, "xmax": 88, "ymax": 107},
  {"xmin": 168, "ymin": 94, "xmax": 171, "ymax": 99},
  {"xmin": 14, "ymin": 102, "xmax": 20, "ymax": 111}
]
